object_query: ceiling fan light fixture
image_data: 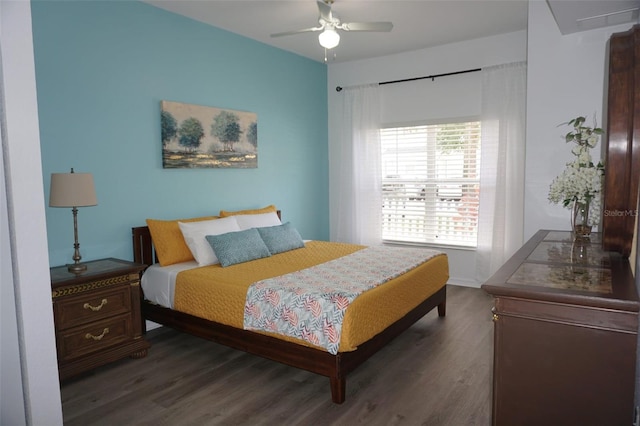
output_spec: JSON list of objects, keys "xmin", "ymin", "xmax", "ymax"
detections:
[{"xmin": 318, "ymin": 28, "xmax": 340, "ymax": 49}]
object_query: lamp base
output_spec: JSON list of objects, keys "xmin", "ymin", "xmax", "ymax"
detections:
[{"xmin": 67, "ymin": 262, "xmax": 87, "ymax": 273}]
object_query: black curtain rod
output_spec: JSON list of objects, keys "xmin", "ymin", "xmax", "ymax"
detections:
[{"xmin": 335, "ymin": 67, "xmax": 482, "ymax": 92}]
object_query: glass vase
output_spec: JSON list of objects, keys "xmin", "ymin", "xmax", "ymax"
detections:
[
  {"xmin": 571, "ymin": 200, "xmax": 592, "ymax": 239},
  {"xmin": 571, "ymin": 238, "xmax": 589, "ymax": 274}
]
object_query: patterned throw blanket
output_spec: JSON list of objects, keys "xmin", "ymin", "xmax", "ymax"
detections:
[{"xmin": 243, "ymin": 246, "xmax": 443, "ymax": 354}]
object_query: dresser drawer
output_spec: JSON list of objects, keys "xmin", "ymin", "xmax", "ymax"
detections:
[
  {"xmin": 54, "ymin": 284, "xmax": 132, "ymax": 330},
  {"xmin": 56, "ymin": 314, "xmax": 133, "ymax": 362}
]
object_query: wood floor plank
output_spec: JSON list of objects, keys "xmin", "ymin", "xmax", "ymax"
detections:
[{"xmin": 61, "ymin": 285, "xmax": 494, "ymax": 425}]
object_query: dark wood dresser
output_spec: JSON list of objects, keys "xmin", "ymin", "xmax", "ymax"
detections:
[
  {"xmin": 51, "ymin": 258, "xmax": 150, "ymax": 380},
  {"xmin": 482, "ymin": 230, "xmax": 638, "ymax": 425}
]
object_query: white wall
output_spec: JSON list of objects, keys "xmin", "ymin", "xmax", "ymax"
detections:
[
  {"xmin": 329, "ymin": 3, "xmax": 637, "ymax": 287},
  {"xmin": 328, "ymin": 31, "xmax": 527, "ymax": 287},
  {"xmin": 524, "ymin": 1, "xmax": 635, "ymax": 240},
  {"xmin": 1, "ymin": 115, "xmax": 25, "ymax": 424},
  {"xmin": 0, "ymin": 1, "xmax": 63, "ymax": 424}
]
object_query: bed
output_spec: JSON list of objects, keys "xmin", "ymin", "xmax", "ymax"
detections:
[{"xmin": 132, "ymin": 209, "xmax": 449, "ymax": 403}]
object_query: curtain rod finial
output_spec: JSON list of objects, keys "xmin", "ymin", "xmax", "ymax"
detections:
[{"xmin": 336, "ymin": 86, "xmax": 342, "ymax": 92}]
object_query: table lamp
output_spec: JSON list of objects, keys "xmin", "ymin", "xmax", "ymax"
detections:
[{"xmin": 49, "ymin": 168, "xmax": 97, "ymax": 273}]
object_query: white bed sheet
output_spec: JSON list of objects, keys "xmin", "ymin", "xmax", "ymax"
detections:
[{"xmin": 141, "ymin": 261, "xmax": 198, "ymax": 309}]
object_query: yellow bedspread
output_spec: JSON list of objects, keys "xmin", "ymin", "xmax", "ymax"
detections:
[{"xmin": 173, "ymin": 241, "xmax": 449, "ymax": 352}]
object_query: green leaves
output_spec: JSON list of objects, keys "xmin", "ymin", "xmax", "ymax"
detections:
[
  {"xmin": 565, "ymin": 132, "xmax": 575, "ymax": 143},
  {"xmin": 561, "ymin": 115, "xmax": 603, "ymax": 146},
  {"xmin": 549, "ymin": 115, "xmax": 606, "ymax": 226},
  {"xmin": 161, "ymin": 110, "xmax": 178, "ymax": 145},
  {"xmin": 178, "ymin": 117, "xmax": 204, "ymax": 150},
  {"xmin": 211, "ymin": 110, "xmax": 242, "ymax": 151},
  {"xmin": 568, "ymin": 116, "xmax": 586, "ymax": 128}
]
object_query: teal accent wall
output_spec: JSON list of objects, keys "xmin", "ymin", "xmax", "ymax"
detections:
[{"xmin": 31, "ymin": 1, "xmax": 329, "ymax": 266}]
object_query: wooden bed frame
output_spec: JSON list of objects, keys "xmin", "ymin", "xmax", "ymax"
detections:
[{"xmin": 132, "ymin": 225, "xmax": 447, "ymax": 403}]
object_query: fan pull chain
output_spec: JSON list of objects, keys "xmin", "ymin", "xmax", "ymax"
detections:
[{"xmin": 323, "ymin": 48, "xmax": 337, "ymax": 63}]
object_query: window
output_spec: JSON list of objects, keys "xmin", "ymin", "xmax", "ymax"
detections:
[{"xmin": 381, "ymin": 119, "xmax": 481, "ymax": 247}]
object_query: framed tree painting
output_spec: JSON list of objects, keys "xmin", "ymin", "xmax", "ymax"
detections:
[{"xmin": 160, "ymin": 100, "xmax": 258, "ymax": 168}]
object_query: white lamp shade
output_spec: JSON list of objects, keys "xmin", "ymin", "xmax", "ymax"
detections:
[
  {"xmin": 318, "ymin": 29, "xmax": 340, "ymax": 49},
  {"xmin": 49, "ymin": 172, "xmax": 97, "ymax": 207}
]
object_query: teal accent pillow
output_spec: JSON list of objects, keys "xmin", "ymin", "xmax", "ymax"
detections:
[
  {"xmin": 206, "ymin": 228, "xmax": 271, "ymax": 267},
  {"xmin": 256, "ymin": 222, "xmax": 305, "ymax": 255}
]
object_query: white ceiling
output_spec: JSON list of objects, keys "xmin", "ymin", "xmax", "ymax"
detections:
[{"xmin": 144, "ymin": 0, "xmax": 639, "ymax": 63}]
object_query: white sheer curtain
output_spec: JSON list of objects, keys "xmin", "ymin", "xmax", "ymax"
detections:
[
  {"xmin": 330, "ymin": 83, "xmax": 382, "ymax": 246},
  {"xmin": 476, "ymin": 61, "xmax": 527, "ymax": 282}
]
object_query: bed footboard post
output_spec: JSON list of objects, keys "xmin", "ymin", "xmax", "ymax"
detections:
[
  {"xmin": 329, "ymin": 375, "xmax": 346, "ymax": 404},
  {"xmin": 437, "ymin": 286, "xmax": 447, "ymax": 317}
]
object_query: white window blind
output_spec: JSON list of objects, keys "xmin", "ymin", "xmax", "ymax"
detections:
[{"xmin": 381, "ymin": 120, "xmax": 481, "ymax": 247}]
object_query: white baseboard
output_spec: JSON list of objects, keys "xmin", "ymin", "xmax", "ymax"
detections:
[{"xmin": 447, "ymin": 277, "xmax": 481, "ymax": 288}]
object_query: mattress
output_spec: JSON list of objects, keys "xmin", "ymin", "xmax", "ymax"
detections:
[{"xmin": 142, "ymin": 241, "xmax": 449, "ymax": 352}]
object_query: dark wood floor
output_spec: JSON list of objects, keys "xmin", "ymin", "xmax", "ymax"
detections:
[{"xmin": 61, "ymin": 285, "xmax": 494, "ymax": 425}]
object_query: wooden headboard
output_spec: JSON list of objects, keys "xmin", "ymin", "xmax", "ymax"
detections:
[
  {"xmin": 602, "ymin": 24, "xmax": 640, "ymax": 257},
  {"xmin": 132, "ymin": 210, "xmax": 282, "ymax": 266}
]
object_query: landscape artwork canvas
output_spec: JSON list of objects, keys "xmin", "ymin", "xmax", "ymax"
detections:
[{"xmin": 161, "ymin": 100, "xmax": 258, "ymax": 168}]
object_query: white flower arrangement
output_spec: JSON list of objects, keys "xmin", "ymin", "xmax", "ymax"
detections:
[{"xmin": 548, "ymin": 116, "xmax": 605, "ymax": 226}]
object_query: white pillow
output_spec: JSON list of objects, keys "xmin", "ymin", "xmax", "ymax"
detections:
[
  {"xmin": 178, "ymin": 216, "xmax": 240, "ymax": 266},
  {"xmin": 234, "ymin": 211, "xmax": 282, "ymax": 230}
]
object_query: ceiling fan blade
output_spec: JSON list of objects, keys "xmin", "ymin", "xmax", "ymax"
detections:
[
  {"xmin": 271, "ymin": 27, "xmax": 324, "ymax": 38},
  {"xmin": 340, "ymin": 22, "xmax": 394, "ymax": 32},
  {"xmin": 317, "ymin": 0, "xmax": 333, "ymax": 23}
]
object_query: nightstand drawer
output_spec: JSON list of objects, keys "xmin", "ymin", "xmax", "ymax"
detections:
[
  {"xmin": 56, "ymin": 314, "xmax": 132, "ymax": 362},
  {"xmin": 54, "ymin": 285, "xmax": 132, "ymax": 330}
]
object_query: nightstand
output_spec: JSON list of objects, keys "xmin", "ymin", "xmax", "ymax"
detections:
[{"xmin": 51, "ymin": 257, "xmax": 150, "ymax": 380}]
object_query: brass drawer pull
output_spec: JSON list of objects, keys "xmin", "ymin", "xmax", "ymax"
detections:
[
  {"xmin": 491, "ymin": 307, "xmax": 499, "ymax": 322},
  {"xmin": 84, "ymin": 298, "xmax": 108, "ymax": 312},
  {"xmin": 85, "ymin": 328, "xmax": 109, "ymax": 341}
]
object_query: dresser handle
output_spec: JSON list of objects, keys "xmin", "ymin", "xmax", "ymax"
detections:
[
  {"xmin": 84, "ymin": 298, "xmax": 107, "ymax": 312},
  {"xmin": 491, "ymin": 307, "xmax": 499, "ymax": 322},
  {"xmin": 85, "ymin": 328, "xmax": 109, "ymax": 341}
]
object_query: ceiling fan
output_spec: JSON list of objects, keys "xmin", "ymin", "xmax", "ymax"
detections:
[{"xmin": 270, "ymin": 0, "xmax": 393, "ymax": 50}]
